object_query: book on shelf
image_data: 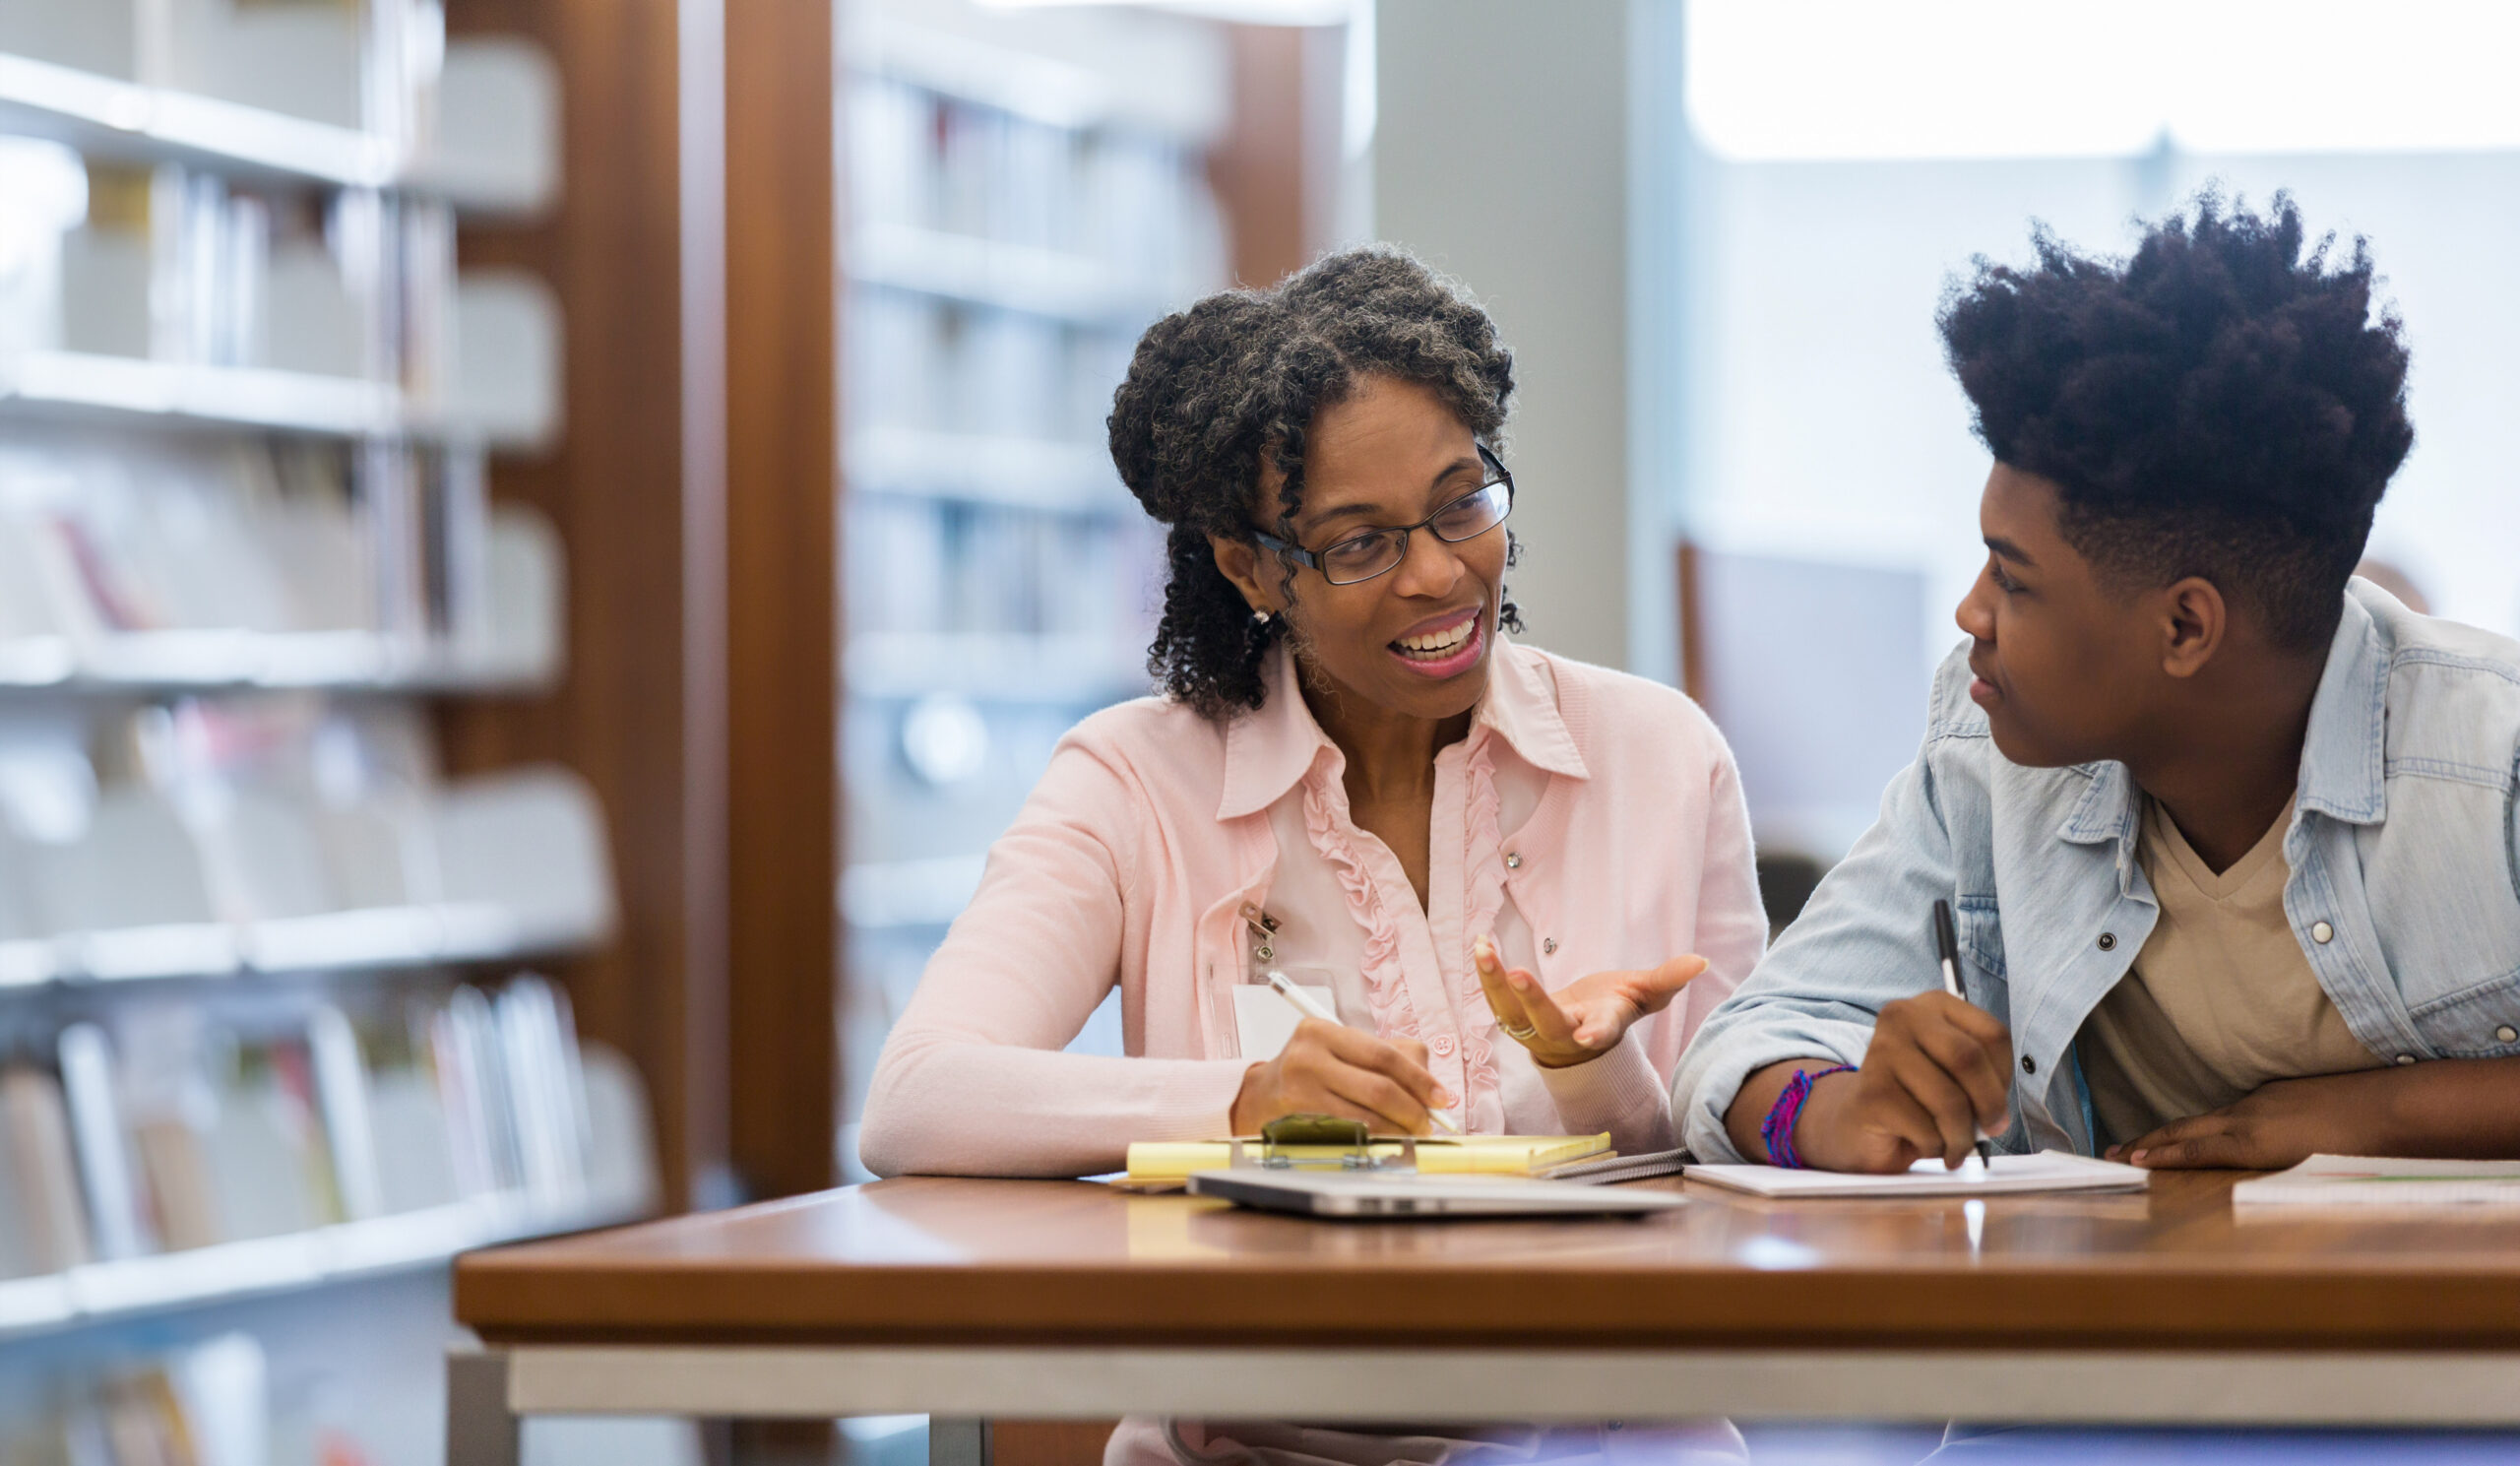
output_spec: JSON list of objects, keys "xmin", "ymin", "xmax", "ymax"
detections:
[
  {"xmin": 61, "ymin": 159, "xmax": 388, "ymax": 379},
  {"xmin": 0, "ymin": 0, "xmax": 441, "ymax": 140},
  {"xmin": 0, "ymin": 973, "xmax": 655, "ymax": 1292},
  {"xmin": 0, "ymin": 696, "xmax": 613, "ymax": 984},
  {"xmin": 0, "ymin": 1062, "xmax": 91, "ymax": 1273},
  {"xmin": 1, "ymin": 149, "xmax": 561, "ymax": 444},
  {"xmin": 0, "ymin": 418, "xmax": 561, "ymax": 687},
  {"xmin": 58, "ymin": 1021, "xmax": 154, "ymax": 1261},
  {"xmin": 7, "ymin": 1330, "xmax": 359, "ymax": 1466}
]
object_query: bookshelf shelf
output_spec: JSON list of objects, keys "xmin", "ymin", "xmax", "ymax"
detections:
[
  {"xmin": 0, "ymin": 632, "xmax": 557, "ymax": 699},
  {"xmin": 0, "ymin": 49, "xmax": 536, "ymax": 211},
  {"xmin": 846, "ymin": 9, "xmax": 1226, "ymax": 144},
  {"xmin": 0, "ymin": 905, "xmax": 608, "ymax": 991},
  {"xmin": 851, "ymin": 222, "xmax": 1174, "ymax": 325},
  {"xmin": 849, "ymin": 426, "xmax": 1129, "ymax": 512},
  {"xmin": 0, "ymin": 351, "xmax": 546, "ymax": 450},
  {"xmin": 847, "ymin": 631, "xmax": 1152, "ymax": 703},
  {"xmin": 0, "ymin": 1190, "xmax": 646, "ymax": 1343}
]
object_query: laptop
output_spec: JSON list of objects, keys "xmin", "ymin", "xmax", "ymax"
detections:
[{"xmin": 1186, "ymin": 1168, "xmax": 1687, "ymax": 1219}]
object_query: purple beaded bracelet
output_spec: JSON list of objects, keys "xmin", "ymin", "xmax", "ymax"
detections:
[{"xmin": 1760, "ymin": 1063, "xmax": 1857, "ymax": 1170}]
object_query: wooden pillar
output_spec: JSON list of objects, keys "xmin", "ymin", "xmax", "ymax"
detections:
[{"xmin": 724, "ymin": 0, "xmax": 839, "ymax": 1203}]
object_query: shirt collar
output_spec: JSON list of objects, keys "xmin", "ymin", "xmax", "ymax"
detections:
[
  {"xmin": 2295, "ymin": 587, "xmax": 2388, "ymax": 825},
  {"xmin": 1216, "ymin": 637, "xmax": 1588, "ymax": 821}
]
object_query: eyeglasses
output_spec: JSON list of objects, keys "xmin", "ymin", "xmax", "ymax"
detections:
[{"xmin": 1253, "ymin": 444, "xmax": 1515, "ymax": 588}]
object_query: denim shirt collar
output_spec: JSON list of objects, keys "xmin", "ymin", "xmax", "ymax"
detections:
[
  {"xmin": 2050, "ymin": 591, "xmax": 2390, "ymax": 868},
  {"xmin": 2295, "ymin": 590, "xmax": 2389, "ymax": 826},
  {"xmin": 1217, "ymin": 637, "xmax": 1586, "ymax": 821}
]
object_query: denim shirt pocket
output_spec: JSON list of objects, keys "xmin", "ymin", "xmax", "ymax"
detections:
[
  {"xmin": 2363, "ymin": 769, "xmax": 2520, "ymax": 1058},
  {"xmin": 1953, "ymin": 894, "xmax": 2010, "ymax": 1008},
  {"xmin": 2405, "ymin": 973, "xmax": 2520, "ymax": 1059}
]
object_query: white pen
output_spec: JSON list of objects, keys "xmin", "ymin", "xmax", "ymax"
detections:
[{"xmin": 1266, "ymin": 969, "xmax": 1462, "ymax": 1134}]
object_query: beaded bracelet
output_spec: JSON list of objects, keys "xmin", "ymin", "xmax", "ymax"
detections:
[{"xmin": 1760, "ymin": 1063, "xmax": 1858, "ymax": 1170}]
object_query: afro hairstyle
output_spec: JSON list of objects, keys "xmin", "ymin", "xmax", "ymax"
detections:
[{"xmin": 1938, "ymin": 191, "xmax": 2414, "ymax": 652}]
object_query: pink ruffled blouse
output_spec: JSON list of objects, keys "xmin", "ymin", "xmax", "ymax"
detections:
[{"xmin": 857, "ymin": 639, "xmax": 1766, "ymax": 1178}]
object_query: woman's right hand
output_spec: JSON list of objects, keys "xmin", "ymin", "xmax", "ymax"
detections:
[{"xmin": 1229, "ymin": 1019, "xmax": 1458, "ymax": 1135}]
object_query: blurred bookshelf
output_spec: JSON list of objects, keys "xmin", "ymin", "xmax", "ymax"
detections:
[
  {"xmin": 0, "ymin": 4, "xmax": 651, "ymax": 1464},
  {"xmin": 837, "ymin": 0, "xmax": 1229, "ymax": 1177}
]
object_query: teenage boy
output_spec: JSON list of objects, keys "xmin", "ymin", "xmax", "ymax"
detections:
[{"xmin": 1674, "ymin": 195, "xmax": 2520, "ymax": 1173}]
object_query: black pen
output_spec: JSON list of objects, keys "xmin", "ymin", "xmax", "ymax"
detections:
[{"xmin": 1932, "ymin": 898, "xmax": 1997, "ymax": 1164}]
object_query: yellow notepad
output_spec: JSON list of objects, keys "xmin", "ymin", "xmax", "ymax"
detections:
[{"xmin": 1126, "ymin": 1132, "xmax": 1611, "ymax": 1181}]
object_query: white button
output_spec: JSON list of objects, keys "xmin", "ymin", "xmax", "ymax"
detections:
[
  {"xmin": 2311, "ymin": 921, "xmax": 2334, "ymax": 944},
  {"xmin": 1504, "ymin": 853, "xmax": 1523, "ymax": 869},
  {"xmin": 2498, "ymin": 1026, "xmax": 2517, "ymax": 1044},
  {"xmin": 1431, "ymin": 1034, "xmax": 1457, "ymax": 1057},
  {"xmin": 2396, "ymin": 1053, "xmax": 2417, "ymax": 1065},
  {"xmin": 1543, "ymin": 937, "xmax": 1558, "ymax": 955}
]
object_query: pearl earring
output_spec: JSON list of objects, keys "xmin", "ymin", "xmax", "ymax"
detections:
[{"xmin": 1252, "ymin": 608, "xmax": 1274, "ymax": 626}]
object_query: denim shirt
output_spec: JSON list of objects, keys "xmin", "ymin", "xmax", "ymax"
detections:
[{"xmin": 1674, "ymin": 582, "xmax": 2520, "ymax": 1161}]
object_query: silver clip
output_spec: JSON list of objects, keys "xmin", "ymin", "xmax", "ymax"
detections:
[
  {"xmin": 1239, "ymin": 903, "xmax": 1280, "ymax": 965},
  {"xmin": 1229, "ymin": 1115, "xmax": 1419, "ymax": 1173}
]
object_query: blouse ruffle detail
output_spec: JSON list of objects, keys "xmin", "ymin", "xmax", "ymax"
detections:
[
  {"xmin": 1299, "ymin": 763, "xmax": 1419, "ymax": 1044},
  {"xmin": 1451, "ymin": 730, "xmax": 1508, "ymax": 1123}
]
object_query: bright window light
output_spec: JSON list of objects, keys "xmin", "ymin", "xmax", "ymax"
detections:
[
  {"xmin": 976, "ymin": 0, "xmax": 1361, "ymax": 25},
  {"xmin": 1686, "ymin": 0, "xmax": 2520, "ymax": 160}
]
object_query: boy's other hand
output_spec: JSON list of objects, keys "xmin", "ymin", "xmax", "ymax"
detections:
[
  {"xmin": 1795, "ymin": 992, "xmax": 2015, "ymax": 1172},
  {"xmin": 2107, "ymin": 1070, "xmax": 2394, "ymax": 1171}
]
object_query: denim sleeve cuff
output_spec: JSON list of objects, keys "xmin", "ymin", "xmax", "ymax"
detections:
[{"xmin": 1672, "ymin": 1020, "xmax": 1876, "ymax": 1163}]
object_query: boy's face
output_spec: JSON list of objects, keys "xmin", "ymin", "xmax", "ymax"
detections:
[{"xmin": 1953, "ymin": 463, "xmax": 2165, "ymax": 768}]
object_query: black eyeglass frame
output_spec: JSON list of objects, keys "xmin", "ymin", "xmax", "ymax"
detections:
[{"xmin": 1251, "ymin": 443, "xmax": 1515, "ymax": 588}]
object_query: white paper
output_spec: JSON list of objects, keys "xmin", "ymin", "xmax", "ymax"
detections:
[
  {"xmin": 2235, "ymin": 1153, "xmax": 2520, "ymax": 1207},
  {"xmin": 1230, "ymin": 981, "xmax": 1334, "ymax": 1061},
  {"xmin": 1686, "ymin": 1149, "xmax": 2149, "ymax": 1199}
]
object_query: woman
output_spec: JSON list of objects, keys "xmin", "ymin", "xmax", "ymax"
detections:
[{"xmin": 859, "ymin": 247, "xmax": 1764, "ymax": 1464}]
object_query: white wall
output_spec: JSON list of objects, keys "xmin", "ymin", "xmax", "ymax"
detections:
[
  {"xmin": 1676, "ymin": 148, "xmax": 2520, "ymax": 704},
  {"xmin": 1374, "ymin": 0, "xmax": 1637, "ymax": 673}
]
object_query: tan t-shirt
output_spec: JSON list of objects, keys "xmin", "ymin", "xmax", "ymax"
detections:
[{"xmin": 2078, "ymin": 796, "xmax": 2383, "ymax": 1146}]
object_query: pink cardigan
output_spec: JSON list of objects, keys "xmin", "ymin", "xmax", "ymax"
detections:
[{"xmin": 857, "ymin": 640, "xmax": 1766, "ymax": 1178}]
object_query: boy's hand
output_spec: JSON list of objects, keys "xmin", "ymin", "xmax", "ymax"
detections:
[
  {"xmin": 1792, "ymin": 992, "xmax": 2015, "ymax": 1172},
  {"xmin": 2107, "ymin": 1070, "xmax": 2395, "ymax": 1170}
]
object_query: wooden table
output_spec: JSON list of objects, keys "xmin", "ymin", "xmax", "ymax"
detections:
[{"xmin": 446, "ymin": 1172, "xmax": 2520, "ymax": 1464}]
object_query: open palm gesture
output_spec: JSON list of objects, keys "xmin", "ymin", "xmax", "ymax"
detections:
[{"xmin": 1472, "ymin": 935, "xmax": 1707, "ymax": 1069}]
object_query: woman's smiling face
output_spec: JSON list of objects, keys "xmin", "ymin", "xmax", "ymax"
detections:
[{"xmin": 1214, "ymin": 374, "xmax": 1509, "ymax": 722}]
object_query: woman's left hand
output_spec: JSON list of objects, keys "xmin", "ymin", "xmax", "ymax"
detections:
[{"xmin": 1472, "ymin": 935, "xmax": 1708, "ymax": 1069}]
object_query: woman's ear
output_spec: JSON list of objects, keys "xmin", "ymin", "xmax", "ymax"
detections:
[
  {"xmin": 2159, "ymin": 576, "xmax": 2227, "ymax": 679},
  {"xmin": 1210, "ymin": 533, "xmax": 1278, "ymax": 617}
]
